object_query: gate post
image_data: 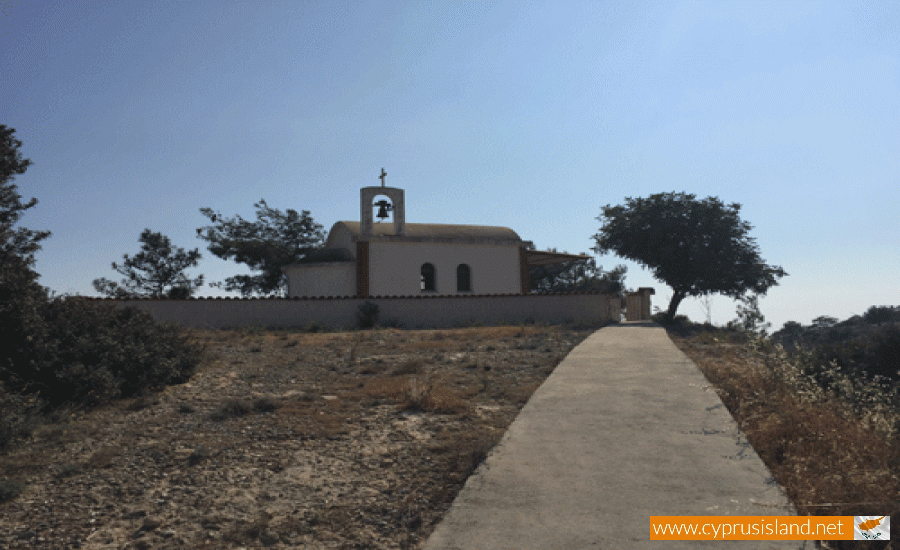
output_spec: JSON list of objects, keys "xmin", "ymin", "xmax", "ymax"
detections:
[{"xmin": 625, "ymin": 287, "xmax": 655, "ymax": 321}]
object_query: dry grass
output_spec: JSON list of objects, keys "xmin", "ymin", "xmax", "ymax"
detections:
[
  {"xmin": 355, "ymin": 372, "xmax": 469, "ymax": 415},
  {"xmin": 0, "ymin": 322, "xmax": 600, "ymax": 549},
  {"xmin": 672, "ymin": 332, "xmax": 899, "ymax": 550}
]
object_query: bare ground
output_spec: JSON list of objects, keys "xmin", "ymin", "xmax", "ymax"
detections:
[{"xmin": 0, "ymin": 324, "xmax": 596, "ymax": 549}]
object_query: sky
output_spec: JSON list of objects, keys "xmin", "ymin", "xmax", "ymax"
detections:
[{"xmin": 2, "ymin": 0, "xmax": 897, "ymax": 331}]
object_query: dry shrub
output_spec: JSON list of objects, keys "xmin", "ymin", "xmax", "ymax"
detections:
[
  {"xmin": 358, "ymin": 377, "xmax": 410, "ymax": 402},
  {"xmin": 402, "ymin": 377, "xmax": 468, "ymax": 415},
  {"xmin": 0, "ymin": 478, "xmax": 25, "ymax": 503},
  {"xmin": 209, "ymin": 399, "xmax": 250, "ymax": 421},
  {"xmin": 450, "ymin": 432, "xmax": 502, "ymax": 481},
  {"xmin": 391, "ymin": 360, "xmax": 424, "ymax": 376},
  {"xmin": 357, "ymin": 374, "xmax": 468, "ymax": 415},
  {"xmin": 87, "ymin": 445, "xmax": 123, "ymax": 469},
  {"xmin": 675, "ymin": 333, "xmax": 900, "ymax": 530},
  {"xmin": 356, "ymin": 362, "xmax": 387, "ymax": 376},
  {"xmin": 504, "ymin": 381, "xmax": 544, "ymax": 405}
]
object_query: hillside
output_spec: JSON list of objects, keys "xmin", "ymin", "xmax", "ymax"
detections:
[{"xmin": 0, "ymin": 325, "xmax": 592, "ymax": 549}]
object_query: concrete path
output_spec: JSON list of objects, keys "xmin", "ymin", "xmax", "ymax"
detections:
[{"xmin": 422, "ymin": 323, "xmax": 799, "ymax": 550}]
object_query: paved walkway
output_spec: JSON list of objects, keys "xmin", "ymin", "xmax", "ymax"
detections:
[{"xmin": 422, "ymin": 323, "xmax": 799, "ymax": 550}]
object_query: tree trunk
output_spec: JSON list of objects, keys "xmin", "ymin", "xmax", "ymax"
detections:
[{"xmin": 665, "ymin": 291, "xmax": 686, "ymax": 324}]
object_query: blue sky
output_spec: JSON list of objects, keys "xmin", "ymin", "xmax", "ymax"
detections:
[{"xmin": 2, "ymin": 0, "xmax": 897, "ymax": 330}]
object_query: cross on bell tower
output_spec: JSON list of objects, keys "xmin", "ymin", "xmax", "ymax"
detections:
[{"xmin": 361, "ymin": 169, "xmax": 405, "ymax": 237}]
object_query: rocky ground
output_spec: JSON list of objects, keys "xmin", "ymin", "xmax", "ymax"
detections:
[{"xmin": 0, "ymin": 324, "xmax": 595, "ymax": 549}]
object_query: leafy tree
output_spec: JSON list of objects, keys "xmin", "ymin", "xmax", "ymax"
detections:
[
  {"xmin": 863, "ymin": 305, "xmax": 900, "ymax": 325},
  {"xmin": 593, "ymin": 192, "xmax": 786, "ymax": 323},
  {"xmin": 93, "ymin": 229, "xmax": 203, "ymax": 298},
  {"xmin": 1, "ymin": 125, "xmax": 51, "ymax": 268},
  {"xmin": 1, "ymin": 126, "xmax": 51, "ymax": 390},
  {"xmin": 0, "ymin": 128, "xmax": 202, "ymax": 454},
  {"xmin": 196, "ymin": 200, "xmax": 324, "ymax": 296},
  {"xmin": 529, "ymin": 254, "xmax": 627, "ymax": 294}
]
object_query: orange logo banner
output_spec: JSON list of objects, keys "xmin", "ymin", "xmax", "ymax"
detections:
[{"xmin": 650, "ymin": 516, "xmax": 856, "ymax": 540}]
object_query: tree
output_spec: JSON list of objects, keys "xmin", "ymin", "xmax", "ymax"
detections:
[
  {"xmin": 529, "ymin": 254, "xmax": 627, "ymax": 294},
  {"xmin": 0, "ymin": 128, "xmax": 202, "ymax": 453},
  {"xmin": 196, "ymin": 200, "xmax": 324, "ymax": 296},
  {"xmin": 1, "ymin": 125, "xmax": 52, "ymax": 387},
  {"xmin": 93, "ymin": 229, "xmax": 203, "ymax": 298},
  {"xmin": 863, "ymin": 305, "xmax": 900, "ymax": 325},
  {"xmin": 1, "ymin": 125, "xmax": 51, "ymax": 269},
  {"xmin": 593, "ymin": 192, "xmax": 786, "ymax": 323}
]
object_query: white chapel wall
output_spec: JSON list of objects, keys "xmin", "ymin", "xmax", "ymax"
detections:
[
  {"xmin": 367, "ymin": 241, "xmax": 521, "ymax": 296},
  {"xmin": 101, "ymin": 292, "xmax": 621, "ymax": 330},
  {"xmin": 283, "ymin": 262, "xmax": 355, "ymax": 297}
]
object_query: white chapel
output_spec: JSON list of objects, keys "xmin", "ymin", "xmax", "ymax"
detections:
[{"xmin": 282, "ymin": 171, "xmax": 588, "ymax": 298}]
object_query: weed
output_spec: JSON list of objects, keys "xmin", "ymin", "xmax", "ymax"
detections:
[
  {"xmin": 391, "ymin": 360, "xmax": 423, "ymax": 376},
  {"xmin": 252, "ymin": 397, "xmax": 279, "ymax": 413},
  {"xmin": 125, "ymin": 394, "xmax": 159, "ymax": 412},
  {"xmin": 356, "ymin": 374, "xmax": 468, "ymax": 415},
  {"xmin": 302, "ymin": 321, "xmax": 329, "ymax": 333},
  {"xmin": 56, "ymin": 463, "xmax": 84, "ymax": 478},
  {"xmin": 187, "ymin": 446, "xmax": 212, "ymax": 466},
  {"xmin": 478, "ymin": 369, "xmax": 492, "ymax": 394},
  {"xmin": 347, "ymin": 335, "xmax": 364, "ymax": 366},
  {"xmin": 357, "ymin": 363, "xmax": 386, "ymax": 376},
  {"xmin": 0, "ymin": 478, "xmax": 25, "ymax": 503},
  {"xmin": 453, "ymin": 433, "xmax": 501, "ymax": 479},
  {"xmin": 209, "ymin": 399, "xmax": 250, "ymax": 421},
  {"xmin": 400, "ymin": 375, "xmax": 468, "ymax": 414},
  {"xmin": 87, "ymin": 446, "xmax": 123, "ymax": 469}
]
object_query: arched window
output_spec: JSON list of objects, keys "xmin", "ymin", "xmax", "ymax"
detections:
[
  {"xmin": 421, "ymin": 263, "xmax": 436, "ymax": 291},
  {"xmin": 456, "ymin": 264, "xmax": 471, "ymax": 292}
]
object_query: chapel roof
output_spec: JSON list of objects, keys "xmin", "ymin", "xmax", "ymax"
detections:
[{"xmin": 329, "ymin": 221, "xmax": 523, "ymax": 244}]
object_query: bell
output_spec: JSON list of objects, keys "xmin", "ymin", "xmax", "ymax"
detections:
[{"xmin": 375, "ymin": 199, "xmax": 393, "ymax": 220}]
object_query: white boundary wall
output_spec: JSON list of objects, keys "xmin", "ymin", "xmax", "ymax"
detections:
[{"xmin": 93, "ymin": 293, "xmax": 624, "ymax": 330}]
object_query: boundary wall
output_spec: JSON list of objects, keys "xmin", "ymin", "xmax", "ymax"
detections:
[{"xmin": 86, "ymin": 292, "xmax": 637, "ymax": 330}]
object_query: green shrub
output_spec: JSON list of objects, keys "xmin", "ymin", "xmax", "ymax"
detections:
[
  {"xmin": 0, "ymin": 258, "xmax": 50, "ymax": 394},
  {"xmin": 356, "ymin": 301, "xmax": 379, "ymax": 329},
  {"xmin": 1, "ymin": 298, "xmax": 200, "ymax": 409}
]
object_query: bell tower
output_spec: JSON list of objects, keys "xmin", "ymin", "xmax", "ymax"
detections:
[{"xmin": 360, "ymin": 168, "xmax": 405, "ymax": 237}]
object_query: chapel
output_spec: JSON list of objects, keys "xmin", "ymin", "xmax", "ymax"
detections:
[{"xmin": 282, "ymin": 171, "xmax": 589, "ymax": 298}]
